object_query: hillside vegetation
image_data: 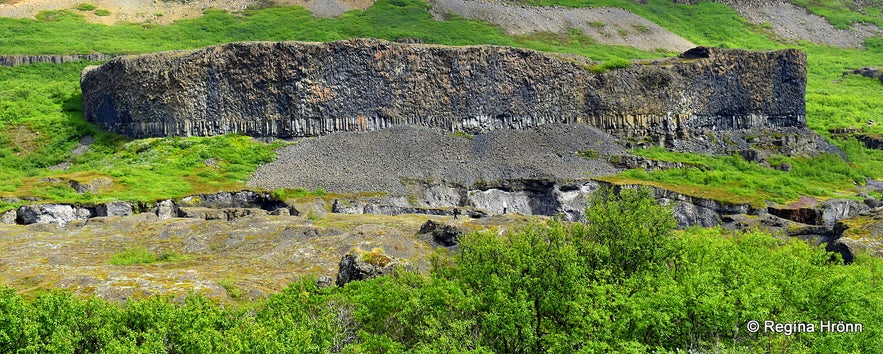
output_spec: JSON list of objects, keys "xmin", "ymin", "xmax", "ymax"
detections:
[
  {"xmin": 1, "ymin": 1, "xmax": 882, "ymax": 352},
  {"xmin": 1, "ymin": 0, "xmax": 882, "ymax": 209},
  {"xmin": 2, "ymin": 189, "xmax": 881, "ymax": 353}
]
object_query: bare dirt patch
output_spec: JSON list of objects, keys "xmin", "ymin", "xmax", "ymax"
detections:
[{"xmin": 429, "ymin": 0, "xmax": 695, "ymax": 52}]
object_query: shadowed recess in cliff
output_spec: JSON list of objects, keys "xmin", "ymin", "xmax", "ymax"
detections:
[{"xmin": 80, "ymin": 39, "xmax": 807, "ymax": 139}]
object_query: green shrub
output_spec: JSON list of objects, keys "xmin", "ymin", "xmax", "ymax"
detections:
[
  {"xmin": 75, "ymin": 3, "xmax": 97, "ymax": 11},
  {"xmin": 591, "ymin": 57, "xmax": 631, "ymax": 72},
  {"xmin": 93, "ymin": 9, "xmax": 110, "ymax": 16},
  {"xmin": 109, "ymin": 246, "xmax": 186, "ymax": 265}
]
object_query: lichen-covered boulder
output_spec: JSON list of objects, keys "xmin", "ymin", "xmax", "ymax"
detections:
[{"xmin": 336, "ymin": 248, "xmax": 410, "ymax": 287}]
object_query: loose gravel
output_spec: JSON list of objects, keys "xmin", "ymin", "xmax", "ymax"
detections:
[{"xmin": 247, "ymin": 124, "xmax": 626, "ymax": 194}]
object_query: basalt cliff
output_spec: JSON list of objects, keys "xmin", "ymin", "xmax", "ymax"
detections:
[{"xmin": 81, "ymin": 39, "xmax": 806, "ymax": 139}]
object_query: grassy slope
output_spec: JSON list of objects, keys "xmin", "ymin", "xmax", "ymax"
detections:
[
  {"xmin": 0, "ymin": 0, "xmax": 882, "ymax": 210},
  {"xmin": 524, "ymin": 0, "xmax": 883, "ymax": 204}
]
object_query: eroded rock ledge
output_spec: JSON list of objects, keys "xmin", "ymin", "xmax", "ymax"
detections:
[{"xmin": 82, "ymin": 39, "xmax": 806, "ymax": 139}]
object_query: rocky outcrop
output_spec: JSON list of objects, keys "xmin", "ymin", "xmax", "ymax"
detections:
[
  {"xmin": 336, "ymin": 249, "xmax": 410, "ymax": 287},
  {"xmin": 828, "ymin": 210, "xmax": 883, "ymax": 264},
  {"xmin": 95, "ymin": 201, "xmax": 134, "ymax": 217},
  {"xmin": 70, "ymin": 177, "xmax": 114, "ymax": 194},
  {"xmin": 595, "ymin": 181, "xmax": 764, "ymax": 228},
  {"xmin": 177, "ymin": 190, "xmax": 288, "ymax": 210},
  {"xmin": 16, "ymin": 204, "xmax": 93, "ymax": 227},
  {"xmin": 1, "ymin": 210, "xmax": 16, "ymax": 224},
  {"xmin": 4, "ymin": 190, "xmax": 291, "ymax": 226},
  {"xmin": 82, "ymin": 39, "xmax": 806, "ymax": 139},
  {"xmin": 177, "ymin": 207, "xmax": 268, "ymax": 221},
  {"xmin": 843, "ymin": 67, "xmax": 883, "ymax": 83},
  {"xmin": 856, "ymin": 134, "xmax": 883, "ymax": 150},
  {"xmin": 416, "ymin": 220, "xmax": 471, "ymax": 247},
  {"xmin": 330, "ymin": 179, "xmax": 596, "ymax": 220},
  {"xmin": 0, "ymin": 54, "xmax": 114, "ymax": 67},
  {"xmin": 766, "ymin": 197, "xmax": 871, "ymax": 226}
]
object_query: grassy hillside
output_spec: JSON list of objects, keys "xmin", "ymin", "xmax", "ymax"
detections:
[{"xmin": 0, "ymin": 0, "xmax": 882, "ymax": 209}]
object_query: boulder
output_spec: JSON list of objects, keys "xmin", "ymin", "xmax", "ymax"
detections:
[
  {"xmin": 1, "ymin": 209, "xmax": 16, "ymax": 224},
  {"xmin": 336, "ymin": 249, "xmax": 410, "ymax": 287},
  {"xmin": 178, "ymin": 190, "xmax": 286, "ymax": 210},
  {"xmin": 820, "ymin": 198, "xmax": 869, "ymax": 226},
  {"xmin": 316, "ymin": 275, "xmax": 334, "ymax": 288},
  {"xmin": 670, "ymin": 201, "xmax": 722, "ymax": 228},
  {"xmin": 178, "ymin": 207, "xmax": 228, "ymax": 221},
  {"xmin": 17, "ymin": 204, "xmax": 93, "ymax": 227},
  {"xmin": 416, "ymin": 220, "xmax": 469, "ymax": 247},
  {"xmin": 155, "ymin": 199, "xmax": 176, "ymax": 220},
  {"xmin": 96, "ymin": 201, "xmax": 134, "ymax": 217},
  {"xmin": 289, "ymin": 198, "xmax": 327, "ymax": 218},
  {"xmin": 844, "ymin": 67, "xmax": 883, "ymax": 80},
  {"xmin": 269, "ymin": 208, "xmax": 290, "ymax": 216},
  {"xmin": 224, "ymin": 208, "xmax": 267, "ymax": 219},
  {"xmin": 69, "ymin": 177, "xmax": 113, "ymax": 194},
  {"xmin": 827, "ymin": 210, "xmax": 883, "ymax": 264}
]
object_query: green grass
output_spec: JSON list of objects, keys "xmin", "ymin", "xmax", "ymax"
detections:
[
  {"xmin": 803, "ymin": 43, "xmax": 883, "ymax": 135},
  {"xmin": 790, "ymin": 0, "xmax": 883, "ymax": 29},
  {"xmin": 0, "ymin": 0, "xmax": 659, "ymax": 62},
  {"xmin": 522, "ymin": 0, "xmax": 782, "ymax": 49},
  {"xmin": 75, "ymin": 4, "xmax": 97, "ymax": 11},
  {"xmin": 0, "ymin": 62, "xmax": 280, "ymax": 205},
  {"xmin": 271, "ymin": 187, "xmax": 328, "ymax": 201},
  {"xmin": 598, "ymin": 146, "xmax": 878, "ymax": 205},
  {"xmin": 109, "ymin": 246, "xmax": 187, "ymax": 265}
]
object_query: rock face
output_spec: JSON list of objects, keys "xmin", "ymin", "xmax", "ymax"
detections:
[
  {"xmin": 82, "ymin": 39, "xmax": 806, "ymax": 139},
  {"xmin": 0, "ymin": 54, "xmax": 114, "ymax": 67},
  {"xmin": 336, "ymin": 250, "xmax": 410, "ymax": 287},
  {"xmin": 96, "ymin": 201, "xmax": 134, "ymax": 217},
  {"xmin": 416, "ymin": 220, "xmax": 470, "ymax": 247},
  {"xmin": 16, "ymin": 204, "xmax": 93, "ymax": 227}
]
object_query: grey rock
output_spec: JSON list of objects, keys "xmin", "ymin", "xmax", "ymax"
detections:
[
  {"xmin": 83, "ymin": 40, "xmax": 806, "ymax": 139},
  {"xmin": 1, "ymin": 209, "xmax": 16, "ymax": 224},
  {"xmin": 69, "ymin": 177, "xmax": 113, "ymax": 194},
  {"xmin": 289, "ymin": 198, "xmax": 327, "ymax": 218},
  {"xmin": 316, "ymin": 275, "xmax": 334, "ymax": 288},
  {"xmin": 554, "ymin": 182, "xmax": 600, "ymax": 221},
  {"xmin": 417, "ymin": 220, "xmax": 469, "ymax": 247},
  {"xmin": 467, "ymin": 189, "xmax": 532, "ymax": 215},
  {"xmin": 96, "ymin": 201, "xmax": 134, "ymax": 217},
  {"xmin": 820, "ymin": 199, "xmax": 870, "ymax": 226},
  {"xmin": 224, "ymin": 208, "xmax": 267, "ymax": 220},
  {"xmin": 670, "ymin": 201, "xmax": 722, "ymax": 228},
  {"xmin": 844, "ymin": 67, "xmax": 883, "ymax": 80},
  {"xmin": 336, "ymin": 251, "xmax": 410, "ymax": 287},
  {"xmin": 155, "ymin": 200, "xmax": 176, "ymax": 220},
  {"xmin": 177, "ymin": 190, "xmax": 286, "ymax": 210},
  {"xmin": 16, "ymin": 204, "xmax": 92, "ymax": 227},
  {"xmin": 331, "ymin": 199, "xmax": 363, "ymax": 214},
  {"xmin": 0, "ymin": 54, "xmax": 114, "ymax": 67},
  {"xmin": 269, "ymin": 208, "xmax": 290, "ymax": 216},
  {"xmin": 178, "ymin": 207, "xmax": 228, "ymax": 221}
]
